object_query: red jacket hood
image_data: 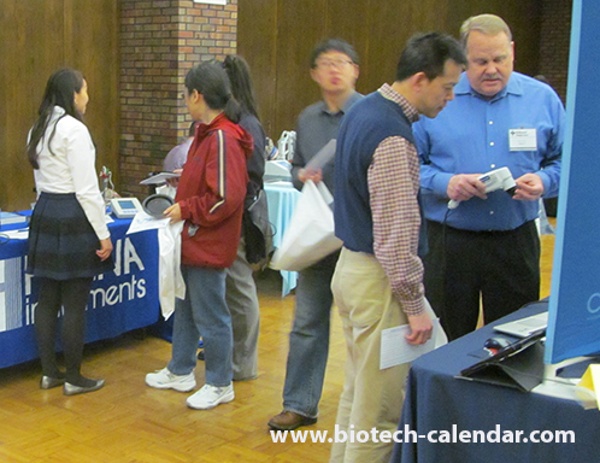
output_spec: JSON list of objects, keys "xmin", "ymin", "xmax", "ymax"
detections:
[{"xmin": 195, "ymin": 113, "xmax": 254, "ymax": 161}]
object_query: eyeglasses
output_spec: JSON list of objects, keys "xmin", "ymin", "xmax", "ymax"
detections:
[{"xmin": 315, "ymin": 58, "xmax": 354, "ymax": 70}]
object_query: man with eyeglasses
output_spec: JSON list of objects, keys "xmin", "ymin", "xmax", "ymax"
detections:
[{"xmin": 268, "ymin": 38, "xmax": 362, "ymax": 432}]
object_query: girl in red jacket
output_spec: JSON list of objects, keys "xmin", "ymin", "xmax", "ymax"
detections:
[{"xmin": 146, "ymin": 61, "xmax": 253, "ymax": 410}]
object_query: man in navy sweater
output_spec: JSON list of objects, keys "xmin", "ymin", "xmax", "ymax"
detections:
[{"xmin": 331, "ymin": 33, "xmax": 466, "ymax": 463}]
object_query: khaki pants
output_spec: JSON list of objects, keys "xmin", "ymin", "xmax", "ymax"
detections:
[{"xmin": 329, "ymin": 247, "xmax": 411, "ymax": 463}]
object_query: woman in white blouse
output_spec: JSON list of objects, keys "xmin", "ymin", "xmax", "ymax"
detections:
[{"xmin": 26, "ymin": 68, "xmax": 113, "ymax": 395}]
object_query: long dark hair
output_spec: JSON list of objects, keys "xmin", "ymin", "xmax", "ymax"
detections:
[
  {"xmin": 222, "ymin": 55, "xmax": 260, "ymax": 120},
  {"xmin": 184, "ymin": 61, "xmax": 241, "ymax": 123},
  {"xmin": 27, "ymin": 68, "xmax": 85, "ymax": 169}
]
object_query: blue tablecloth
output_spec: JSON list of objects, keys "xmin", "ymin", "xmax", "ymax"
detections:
[
  {"xmin": 265, "ymin": 182, "xmax": 301, "ymax": 296},
  {"xmin": 391, "ymin": 300, "xmax": 600, "ymax": 463},
  {"xmin": 0, "ymin": 217, "xmax": 160, "ymax": 369}
]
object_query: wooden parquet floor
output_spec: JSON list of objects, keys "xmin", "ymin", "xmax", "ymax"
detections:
[{"xmin": 0, "ymin": 225, "xmax": 555, "ymax": 462}]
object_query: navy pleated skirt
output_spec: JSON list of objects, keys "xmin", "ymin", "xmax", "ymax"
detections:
[{"xmin": 26, "ymin": 192, "xmax": 114, "ymax": 280}]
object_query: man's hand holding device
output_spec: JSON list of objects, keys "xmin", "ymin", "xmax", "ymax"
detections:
[{"xmin": 447, "ymin": 167, "xmax": 517, "ymax": 209}]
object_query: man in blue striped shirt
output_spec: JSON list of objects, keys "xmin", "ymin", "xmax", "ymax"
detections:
[{"xmin": 415, "ymin": 14, "xmax": 565, "ymax": 340}]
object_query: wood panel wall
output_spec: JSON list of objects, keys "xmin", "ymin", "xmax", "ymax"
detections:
[
  {"xmin": 0, "ymin": 0, "xmax": 119, "ymax": 211},
  {"xmin": 0, "ymin": 1, "xmax": 553, "ymax": 211},
  {"xmin": 238, "ymin": 0, "xmax": 542, "ymax": 142}
]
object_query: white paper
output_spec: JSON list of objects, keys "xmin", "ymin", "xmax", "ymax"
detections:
[
  {"xmin": 306, "ymin": 139, "xmax": 337, "ymax": 171},
  {"xmin": 0, "ymin": 229, "xmax": 29, "ymax": 240},
  {"xmin": 126, "ymin": 210, "xmax": 171, "ymax": 234},
  {"xmin": 380, "ymin": 318, "xmax": 443, "ymax": 370},
  {"xmin": 155, "ymin": 184, "xmax": 177, "ymax": 199},
  {"xmin": 139, "ymin": 171, "xmax": 180, "ymax": 185}
]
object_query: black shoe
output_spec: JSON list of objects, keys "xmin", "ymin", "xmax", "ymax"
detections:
[
  {"xmin": 63, "ymin": 379, "xmax": 105, "ymax": 396},
  {"xmin": 40, "ymin": 375, "xmax": 65, "ymax": 389},
  {"xmin": 268, "ymin": 411, "xmax": 317, "ymax": 431}
]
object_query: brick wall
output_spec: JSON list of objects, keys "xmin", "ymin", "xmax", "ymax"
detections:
[
  {"xmin": 119, "ymin": 0, "xmax": 237, "ymax": 198},
  {"xmin": 539, "ymin": 0, "xmax": 572, "ymax": 103}
]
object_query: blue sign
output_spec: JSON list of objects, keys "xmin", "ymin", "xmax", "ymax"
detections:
[{"xmin": 545, "ymin": 0, "xmax": 600, "ymax": 363}]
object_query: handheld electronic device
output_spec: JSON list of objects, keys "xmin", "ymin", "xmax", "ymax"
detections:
[
  {"xmin": 448, "ymin": 166, "xmax": 517, "ymax": 209},
  {"xmin": 110, "ymin": 197, "xmax": 143, "ymax": 219}
]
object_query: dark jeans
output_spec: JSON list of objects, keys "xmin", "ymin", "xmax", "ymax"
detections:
[
  {"xmin": 281, "ymin": 250, "xmax": 339, "ymax": 418},
  {"xmin": 423, "ymin": 220, "xmax": 540, "ymax": 341}
]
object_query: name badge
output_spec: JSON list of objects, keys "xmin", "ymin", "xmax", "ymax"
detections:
[{"xmin": 509, "ymin": 128, "xmax": 537, "ymax": 151}]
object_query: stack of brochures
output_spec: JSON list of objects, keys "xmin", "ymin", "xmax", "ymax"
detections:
[{"xmin": 0, "ymin": 211, "xmax": 28, "ymax": 228}]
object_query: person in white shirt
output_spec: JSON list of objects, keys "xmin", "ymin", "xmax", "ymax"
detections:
[{"xmin": 26, "ymin": 68, "xmax": 113, "ymax": 396}]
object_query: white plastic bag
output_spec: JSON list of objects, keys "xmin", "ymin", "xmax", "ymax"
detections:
[
  {"xmin": 270, "ymin": 180, "xmax": 342, "ymax": 271},
  {"xmin": 158, "ymin": 221, "xmax": 186, "ymax": 319}
]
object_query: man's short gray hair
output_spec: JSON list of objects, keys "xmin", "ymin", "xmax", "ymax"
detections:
[{"xmin": 460, "ymin": 14, "xmax": 513, "ymax": 48}]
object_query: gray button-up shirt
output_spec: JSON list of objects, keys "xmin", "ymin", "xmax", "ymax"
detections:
[{"xmin": 291, "ymin": 91, "xmax": 363, "ymax": 193}]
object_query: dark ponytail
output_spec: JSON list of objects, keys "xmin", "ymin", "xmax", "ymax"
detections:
[
  {"xmin": 222, "ymin": 55, "xmax": 260, "ymax": 120},
  {"xmin": 223, "ymin": 97, "xmax": 242, "ymax": 124},
  {"xmin": 27, "ymin": 68, "xmax": 85, "ymax": 169},
  {"xmin": 184, "ymin": 61, "xmax": 241, "ymax": 123}
]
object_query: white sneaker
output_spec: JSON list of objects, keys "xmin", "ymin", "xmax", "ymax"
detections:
[
  {"xmin": 145, "ymin": 368, "xmax": 196, "ymax": 392},
  {"xmin": 186, "ymin": 383, "xmax": 234, "ymax": 410}
]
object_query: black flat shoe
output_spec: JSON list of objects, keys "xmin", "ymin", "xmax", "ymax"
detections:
[
  {"xmin": 63, "ymin": 379, "xmax": 105, "ymax": 396},
  {"xmin": 40, "ymin": 375, "xmax": 65, "ymax": 389}
]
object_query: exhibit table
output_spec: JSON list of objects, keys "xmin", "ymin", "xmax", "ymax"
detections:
[
  {"xmin": 264, "ymin": 181, "xmax": 301, "ymax": 296},
  {"xmin": 390, "ymin": 300, "xmax": 600, "ymax": 463},
  {"xmin": 0, "ymin": 217, "xmax": 160, "ymax": 369}
]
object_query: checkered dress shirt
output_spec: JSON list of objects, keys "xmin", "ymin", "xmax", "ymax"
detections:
[{"xmin": 367, "ymin": 84, "xmax": 425, "ymax": 316}]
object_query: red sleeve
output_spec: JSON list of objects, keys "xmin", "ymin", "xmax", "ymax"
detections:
[{"xmin": 179, "ymin": 129, "xmax": 247, "ymax": 226}]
